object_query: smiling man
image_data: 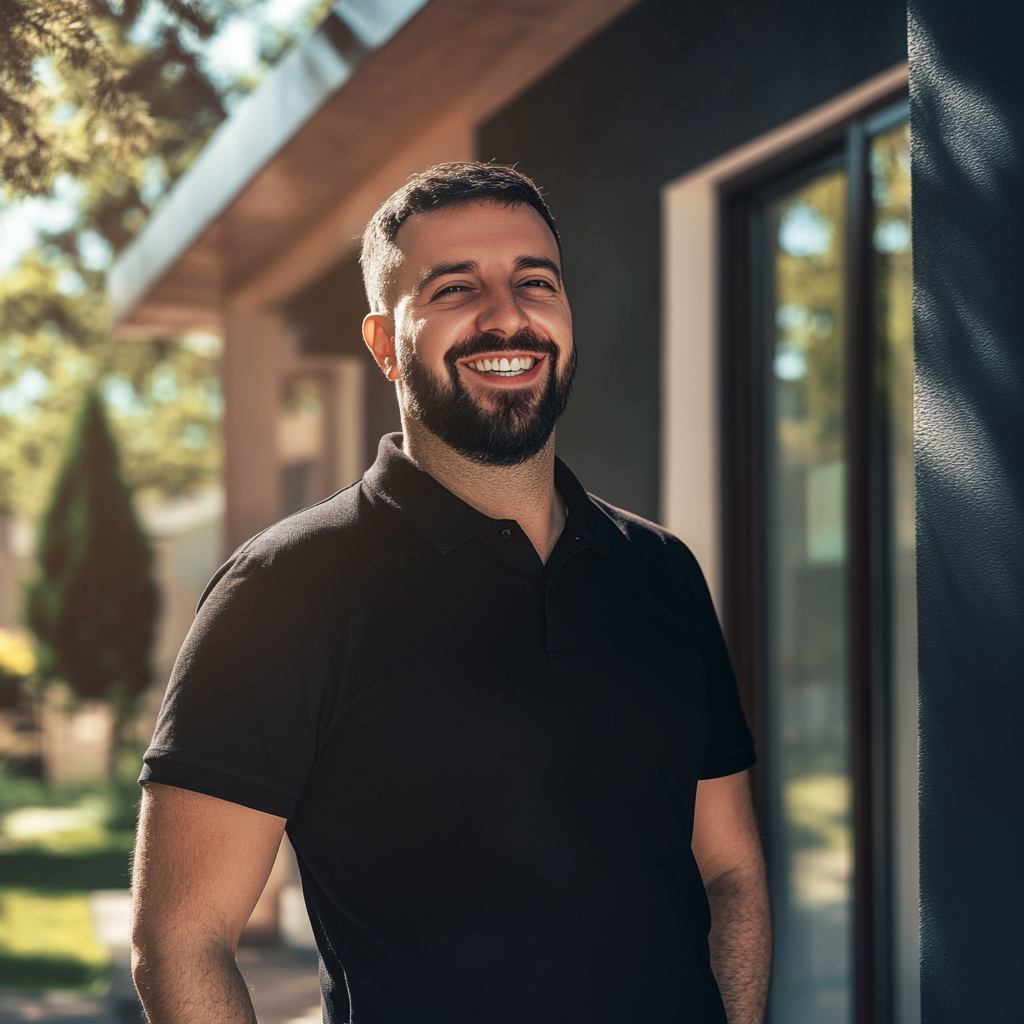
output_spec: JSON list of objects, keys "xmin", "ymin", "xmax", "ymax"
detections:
[{"xmin": 131, "ymin": 164, "xmax": 771, "ymax": 1024}]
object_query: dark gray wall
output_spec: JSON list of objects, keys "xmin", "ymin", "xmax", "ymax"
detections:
[
  {"xmin": 910, "ymin": 1, "xmax": 1024, "ymax": 1018},
  {"xmin": 480, "ymin": 0, "xmax": 906, "ymax": 519}
]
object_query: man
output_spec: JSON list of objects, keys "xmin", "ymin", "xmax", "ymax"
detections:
[{"xmin": 132, "ymin": 163, "xmax": 771, "ymax": 1024}]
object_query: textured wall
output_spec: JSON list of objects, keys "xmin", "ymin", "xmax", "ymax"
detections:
[
  {"xmin": 910, "ymin": 0, "xmax": 1024, "ymax": 1018},
  {"xmin": 480, "ymin": 0, "xmax": 906, "ymax": 519}
]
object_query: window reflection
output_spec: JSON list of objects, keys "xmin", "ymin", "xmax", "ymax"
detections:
[{"xmin": 764, "ymin": 166, "xmax": 853, "ymax": 1024}]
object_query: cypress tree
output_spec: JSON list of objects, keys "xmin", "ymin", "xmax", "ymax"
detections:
[{"xmin": 26, "ymin": 391, "xmax": 158, "ymax": 741}]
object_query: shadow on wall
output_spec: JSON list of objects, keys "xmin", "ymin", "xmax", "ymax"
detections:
[{"xmin": 910, "ymin": 0, "xmax": 1024, "ymax": 1018}]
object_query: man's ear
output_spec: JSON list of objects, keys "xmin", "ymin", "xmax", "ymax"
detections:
[{"xmin": 363, "ymin": 314, "xmax": 399, "ymax": 380}]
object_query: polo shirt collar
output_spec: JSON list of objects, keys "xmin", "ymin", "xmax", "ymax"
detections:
[
  {"xmin": 362, "ymin": 434, "xmax": 611, "ymax": 556},
  {"xmin": 553, "ymin": 454, "xmax": 611, "ymax": 555}
]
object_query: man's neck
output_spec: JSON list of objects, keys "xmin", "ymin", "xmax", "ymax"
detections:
[{"xmin": 401, "ymin": 416, "xmax": 565, "ymax": 564}]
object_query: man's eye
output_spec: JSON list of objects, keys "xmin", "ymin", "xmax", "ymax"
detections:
[
  {"xmin": 520, "ymin": 278, "xmax": 554, "ymax": 289},
  {"xmin": 433, "ymin": 285, "xmax": 468, "ymax": 299}
]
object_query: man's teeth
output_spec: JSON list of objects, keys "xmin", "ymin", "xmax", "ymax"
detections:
[{"xmin": 471, "ymin": 356, "xmax": 536, "ymax": 375}]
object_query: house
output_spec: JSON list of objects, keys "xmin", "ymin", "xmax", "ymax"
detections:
[{"xmin": 109, "ymin": 0, "xmax": 1024, "ymax": 1020}]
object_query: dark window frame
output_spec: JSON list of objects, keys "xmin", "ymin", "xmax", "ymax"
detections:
[{"xmin": 718, "ymin": 89, "xmax": 910, "ymax": 1024}]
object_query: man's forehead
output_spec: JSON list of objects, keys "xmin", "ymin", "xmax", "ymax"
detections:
[{"xmin": 394, "ymin": 200, "xmax": 558, "ymax": 262}]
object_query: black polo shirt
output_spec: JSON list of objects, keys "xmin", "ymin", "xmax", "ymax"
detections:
[{"xmin": 141, "ymin": 434, "xmax": 754, "ymax": 1024}]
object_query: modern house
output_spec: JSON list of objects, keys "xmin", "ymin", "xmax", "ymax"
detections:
[{"xmin": 109, "ymin": 1, "xmax": 1024, "ymax": 1021}]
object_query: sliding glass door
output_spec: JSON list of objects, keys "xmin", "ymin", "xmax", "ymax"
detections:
[{"xmin": 723, "ymin": 98, "xmax": 913, "ymax": 1024}]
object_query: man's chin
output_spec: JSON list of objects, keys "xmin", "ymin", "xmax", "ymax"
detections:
[
  {"xmin": 418, "ymin": 399, "xmax": 557, "ymax": 466},
  {"xmin": 465, "ymin": 387, "xmax": 546, "ymax": 420}
]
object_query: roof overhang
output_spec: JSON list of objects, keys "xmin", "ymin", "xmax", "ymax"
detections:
[{"xmin": 110, "ymin": 0, "xmax": 639, "ymax": 335}]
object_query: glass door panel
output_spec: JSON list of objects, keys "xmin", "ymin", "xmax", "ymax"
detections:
[
  {"xmin": 727, "ymin": 100, "xmax": 913, "ymax": 1024},
  {"xmin": 871, "ymin": 117, "xmax": 918, "ymax": 1023},
  {"xmin": 762, "ymin": 166, "xmax": 853, "ymax": 1024}
]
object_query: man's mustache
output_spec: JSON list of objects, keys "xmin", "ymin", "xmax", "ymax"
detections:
[{"xmin": 443, "ymin": 330, "xmax": 560, "ymax": 371}]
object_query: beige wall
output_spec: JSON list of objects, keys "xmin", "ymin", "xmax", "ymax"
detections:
[{"xmin": 223, "ymin": 305, "xmax": 287, "ymax": 552}]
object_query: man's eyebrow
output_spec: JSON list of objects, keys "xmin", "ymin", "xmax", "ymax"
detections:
[
  {"xmin": 417, "ymin": 260, "xmax": 478, "ymax": 293},
  {"xmin": 513, "ymin": 255, "xmax": 562, "ymax": 283}
]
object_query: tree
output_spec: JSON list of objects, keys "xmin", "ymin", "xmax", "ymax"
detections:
[
  {"xmin": 25, "ymin": 389, "xmax": 158, "ymax": 738},
  {"xmin": 0, "ymin": 256, "xmax": 223, "ymax": 522},
  {"xmin": 0, "ymin": 0, "xmax": 245, "ymax": 201},
  {"xmin": 0, "ymin": 0, "xmax": 153, "ymax": 196},
  {"xmin": 0, "ymin": 0, "xmax": 234, "ymax": 524},
  {"xmin": 0, "ymin": 0, "xmax": 330, "ymax": 518}
]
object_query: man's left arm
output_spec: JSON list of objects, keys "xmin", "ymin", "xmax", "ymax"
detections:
[{"xmin": 692, "ymin": 769, "xmax": 772, "ymax": 1024}]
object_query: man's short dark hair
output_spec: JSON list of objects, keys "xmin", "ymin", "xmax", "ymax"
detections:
[{"xmin": 359, "ymin": 162, "xmax": 560, "ymax": 314}]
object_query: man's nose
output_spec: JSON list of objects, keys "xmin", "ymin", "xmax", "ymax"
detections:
[{"xmin": 476, "ymin": 284, "xmax": 530, "ymax": 337}]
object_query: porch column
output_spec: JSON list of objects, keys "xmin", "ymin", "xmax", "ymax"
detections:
[
  {"xmin": 222, "ymin": 303, "xmax": 287, "ymax": 554},
  {"xmin": 910, "ymin": 1, "xmax": 1024, "ymax": 1019}
]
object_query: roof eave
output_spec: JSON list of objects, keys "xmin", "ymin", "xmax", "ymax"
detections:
[{"xmin": 108, "ymin": 0, "xmax": 429, "ymax": 329}]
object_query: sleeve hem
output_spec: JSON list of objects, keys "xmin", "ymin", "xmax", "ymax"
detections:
[
  {"xmin": 698, "ymin": 748, "xmax": 757, "ymax": 780},
  {"xmin": 139, "ymin": 759, "xmax": 296, "ymax": 818}
]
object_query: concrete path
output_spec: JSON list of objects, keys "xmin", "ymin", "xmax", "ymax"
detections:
[{"xmin": 238, "ymin": 947, "xmax": 323, "ymax": 1023}]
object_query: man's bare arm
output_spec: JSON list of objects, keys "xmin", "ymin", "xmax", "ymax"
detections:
[
  {"xmin": 692, "ymin": 770, "xmax": 772, "ymax": 1024},
  {"xmin": 132, "ymin": 783, "xmax": 287, "ymax": 1024}
]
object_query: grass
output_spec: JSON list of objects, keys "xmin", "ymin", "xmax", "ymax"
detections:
[
  {"xmin": 0, "ymin": 753, "xmax": 140, "ymax": 991},
  {"xmin": 0, "ymin": 889, "xmax": 111, "ymax": 991},
  {"xmin": 0, "ymin": 755, "xmax": 142, "ymax": 835},
  {"xmin": 0, "ymin": 754, "xmax": 139, "ymax": 868},
  {"xmin": 0, "ymin": 845, "xmax": 133, "ymax": 890}
]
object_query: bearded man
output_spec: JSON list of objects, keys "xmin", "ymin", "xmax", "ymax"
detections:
[{"xmin": 131, "ymin": 163, "xmax": 771, "ymax": 1024}]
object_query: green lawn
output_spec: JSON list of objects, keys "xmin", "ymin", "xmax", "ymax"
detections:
[
  {"xmin": 0, "ymin": 888, "xmax": 112, "ymax": 990},
  {"xmin": 0, "ymin": 846, "xmax": 130, "ymax": 990},
  {"xmin": 0, "ymin": 756, "xmax": 137, "ymax": 989}
]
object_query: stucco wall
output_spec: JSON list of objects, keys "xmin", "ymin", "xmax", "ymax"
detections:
[{"xmin": 910, "ymin": 0, "xmax": 1024, "ymax": 1017}]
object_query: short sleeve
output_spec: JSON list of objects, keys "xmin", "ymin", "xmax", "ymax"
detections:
[
  {"xmin": 673, "ymin": 542, "xmax": 756, "ymax": 780},
  {"xmin": 140, "ymin": 552, "xmax": 333, "ymax": 818}
]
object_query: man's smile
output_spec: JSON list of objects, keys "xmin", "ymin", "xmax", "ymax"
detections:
[
  {"xmin": 458, "ymin": 352, "xmax": 546, "ymax": 385},
  {"xmin": 470, "ymin": 355, "xmax": 535, "ymax": 375}
]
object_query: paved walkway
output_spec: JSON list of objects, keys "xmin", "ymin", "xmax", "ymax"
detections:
[
  {"xmin": 239, "ymin": 947, "xmax": 323, "ymax": 1023},
  {"xmin": 0, "ymin": 948, "xmax": 322, "ymax": 1024}
]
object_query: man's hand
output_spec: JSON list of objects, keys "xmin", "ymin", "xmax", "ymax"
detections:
[
  {"xmin": 692, "ymin": 770, "xmax": 771, "ymax": 1024},
  {"xmin": 132, "ymin": 783, "xmax": 287, "ymax": 1024}
]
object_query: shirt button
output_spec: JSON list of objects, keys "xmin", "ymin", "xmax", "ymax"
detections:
[{"xmin": 501, "ymin": 528, "xmax": 511, "ymax": 539}]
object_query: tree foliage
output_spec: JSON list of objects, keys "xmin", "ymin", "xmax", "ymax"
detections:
[
  {"xmin": 0, "ymin": 0, "xmax": 231, "ymax": 201},
  {"xmin": 0, "ymin": 0, "xmax": 237, "ymax": 517},
  {"xmin": 0, "ymin": 0, "xmax": 152, "ymax": 196},
  {"xmin": 0, "ymin": 0, "xmax": 338, "ymax": 520},
  {"xmin": 0, "ymin": 255, "xmax": 222, "ymax": 519},
  {"xmin": 25, "ymin": 390, "xmax": 158, "ymax": 717}
]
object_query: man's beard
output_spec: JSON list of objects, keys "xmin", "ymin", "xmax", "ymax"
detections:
[{"xmin": 400, "ymin": 328, "xmax": 577, "ymax": 467}]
